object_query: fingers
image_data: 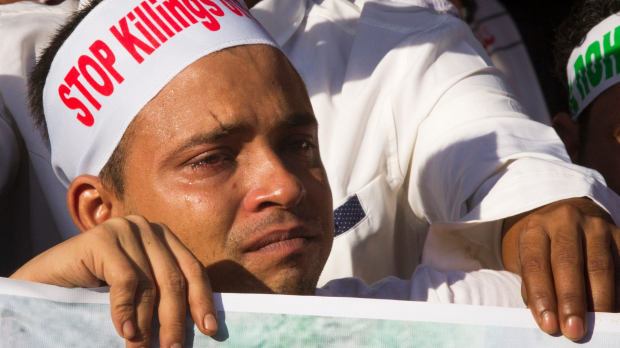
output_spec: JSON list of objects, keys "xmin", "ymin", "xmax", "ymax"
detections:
[
  {"xmin": 582, "ymin": 218, "xmax": 614, "ymax": 313},
  {"xmin": 549, "ymin": 223, "xmax": 587, "ymax": 341},
  {"xmin": 158, "ymin": 223, "xmax": 219, "ymax": 336},
  {"xmin": 609, "ymin": 227, "xmax": 620, "ymax": 312},
  {"xmin": 518, "ymin": 225, "xmax": 559, "ymax": 335},
  {"xmin": 89, "ymin": 219, "xmax": 157, "ymax": 348},
  {"xmin": 133, "ymin": 219, "xmax": 189, "ymax": 348},
  {"xmin": 100, "ymin": 247, "xmax": 140, "ymax": 341},
  {"xmin": 86, "ymin": 215, "xmax": 217, "ymax": 348}
]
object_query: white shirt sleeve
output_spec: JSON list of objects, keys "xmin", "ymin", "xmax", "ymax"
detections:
[
  {"xmin": 317, "ymin": 265, "xmax": 525, "ymax": 308},
  {"xmin": 391, "ymin": 16, "xmax": 620, "ymax": 271},
  {"xmin": 0, "ymin": 0, "xmax": 81, "ymax": 241}
]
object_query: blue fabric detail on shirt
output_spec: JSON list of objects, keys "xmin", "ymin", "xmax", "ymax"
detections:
[{"xmin": 333, "ymin": 195, "xmax": 366, "ymax": 236}]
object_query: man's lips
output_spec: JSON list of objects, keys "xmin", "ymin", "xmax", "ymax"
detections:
[{"xmin": 244, "ymin": 225, "xmax": 320, "ymax": 254}]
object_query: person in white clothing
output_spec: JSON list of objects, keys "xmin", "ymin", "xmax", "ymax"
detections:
[
  {"xmin": 8, "ymin": 1, "xmax": 620, "ymax": 347},
  {"xmin": 466, "ymin": 0, "xmax": 550, "ymax": 125},
  {"xmin": 250, "ymin": 0, "xmax": 620, "ymax": 339},
  {"xmin": 0, "ymin": 1, "xmax": 79, "ymax": 271},
  {"xmin": 552, "ymin": 0, "xmax": 620, "ymax": 197}
]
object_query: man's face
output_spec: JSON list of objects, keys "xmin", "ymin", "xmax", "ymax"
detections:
[
  {"xmin": 113, "ymin": 45, "xmax": 333, "ymax": 295},
  {"xmin": 578, "ymin": 83, "xmax": 620, "ymax": 194}
]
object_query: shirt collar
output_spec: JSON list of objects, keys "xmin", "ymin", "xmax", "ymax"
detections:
[{"xmin": 250, "ymin": 0, "xmax": 308, "ymax": 46}]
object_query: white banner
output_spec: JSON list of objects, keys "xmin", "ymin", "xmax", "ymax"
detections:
[{"xmin": 1, "ymin": 277, "xmax": 619, "ymax": 347}]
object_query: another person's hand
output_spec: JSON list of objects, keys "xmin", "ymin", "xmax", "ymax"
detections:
[
  {"xmin": 502, "ymin": 197, "xmax": 619, "ymax": 341},
  {"xmin": 10, "ymin": 215, "xmax": 218, "ymax": 348}
]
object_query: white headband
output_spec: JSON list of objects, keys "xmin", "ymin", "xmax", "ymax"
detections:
[
  {"xmin": 43, "ymin": 0, "xmax": 277, "ymax": 187},
  {"xmin": 567, "ymin": 14, "xmax": 620, "ymax": 119}
]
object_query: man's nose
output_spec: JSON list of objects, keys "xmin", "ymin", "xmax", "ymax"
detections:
[{"xmin": 242, "ymin": 152, "xmax": 306, "ymax": 212}]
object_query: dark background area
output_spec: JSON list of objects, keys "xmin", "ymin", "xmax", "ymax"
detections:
[{"xmin": 498, "ymin": 0, "xmax": 575, "ymax": 117}]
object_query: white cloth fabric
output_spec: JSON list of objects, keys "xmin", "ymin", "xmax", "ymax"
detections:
[
  {"xmin": 317, "ymin": 265, "xmax": 525, "ymax": 308},
  {"xmin": 251, "ymin": 0, "xmax": 620, "ymax": 287},
  {"xmin": 0, "ymin": 1, "xmax": 80, "ymax": 249},
  {"xmin": 469, "ymin": 0, "xmax": 550, "ymax": 125}
]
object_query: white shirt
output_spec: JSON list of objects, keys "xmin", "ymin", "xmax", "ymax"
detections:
[
  {"xmin": 0, "ymin": 1, "xmax": 79, "ymax": 257},
  {"xmin": 251, "ymin": 0, "xmax": 620, "ymax": 287},
  {"xmin": 318, "ymin": 265, "xmax": 525, "ymax": 308},
  {"xmin": 470, "ymin": 0, "xmax": 550, "ymax": 125}
]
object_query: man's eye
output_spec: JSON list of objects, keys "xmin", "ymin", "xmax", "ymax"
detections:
[
  {"xmin": 289, "ymin": 139, "xmax": 316, "ymax": 152},
  {"xmin": 190, "ymin": 153, "xmax": 228, "ymax": 169}
]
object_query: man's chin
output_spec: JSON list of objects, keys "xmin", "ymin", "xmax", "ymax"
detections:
[
  {"xmin": 206, "ymin": 259, "xmax": 320, "ymax": 295},
  {"xmin": 262, "ymin": 268, "xmax": 319, "ymax": 295}
]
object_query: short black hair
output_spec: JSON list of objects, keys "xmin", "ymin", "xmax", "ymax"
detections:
[
  {"xmin": 28, "ymin": 0, "xmax": 129, "ymax": 197},
  {"xmin": 554, "ymin": 0, "xmax": 620, "ymax": 158}
]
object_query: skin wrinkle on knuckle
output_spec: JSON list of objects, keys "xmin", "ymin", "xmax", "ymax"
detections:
[
  {"xmin": 551, "ymin": 233, "xmax": 581, "ymax": 262},
  {"xmin": 111, "ymin": 300, "xmax": 135, "ymax": 316},
  {"xmin": 184, "ymin": 258, "xmax": 207, "ymax": 280},
  {"xmin": 110, "ymin": 217, "xmax": 134, "ymax": 232},
  {"xmin": 89, "ymin": 224, "xmax": 117, "ymax": 244},
  {"xmin": 557, "ymin": 290, "xmax": 585, "ymax": 308},
  {"xmin": 589, "ymin": 217, "xmax": 608, "ymax": 231},
  {"xmin": 136, "ymin": 287, "xmax": 158, "ymax": 305},
  {"xmin": 529, "ymin": 291, "xmax": 555, "ymax": 313},
  {"xmin": 553, "ymin": 204, "xmax": 584, "ymax": 221},
  {"xmin": 585, "ymin": 222, "xmax": 612, "ymax": 247},
  {"xmin": 586, "ymin": 255, "xmax": 614, "ymax": 276},
  {"xmin": 163, "ymin": 320, "xmax": 186, "ymax": 335},
  {"xmin": 520, "ymin": 255, "xmax": 547, "ymax": 275},
  {"xmin": 114, "ymin": 269, "xmax": 140, "ymax": 289},
  {"xmin": 517, "ymin": 224, "xmax": 547, "ymax": 253},
  {"xmin": 521, "ymin": 216, "xmax": 545, "ymax": 232},
  {"xmin": 552, "ymin": 251, "xmax": 581, "ymax": 268},
  {"xmin": 162, "ymin": 272, "xmax": 186, "ymax": 294}
]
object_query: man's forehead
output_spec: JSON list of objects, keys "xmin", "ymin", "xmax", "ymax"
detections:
[{"xmin": 134, "ymin": 46, "xmax": 313, "ymax": 137}]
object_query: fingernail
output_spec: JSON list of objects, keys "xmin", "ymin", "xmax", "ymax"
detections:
[
  {"xmin": 171, "ymin": 343, "xmax": 182, "ymax": 348},
  {"xmin": 203, "ymin": 314, "xmax": 218, "ymax": 334},
  {"xmin": 122, "ymin": 320, "xmax": 135, "ymax": 339},
  {"xmin": 541, "ymin": 312, "xmax": 559, "ymax": 334},
  {"xmin": 565, "ymin": 316, "xmax": 585, "ymax": 340}
]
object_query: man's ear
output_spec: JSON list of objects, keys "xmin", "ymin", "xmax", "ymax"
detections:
[
  {"xmin": 67, "ymin": 175, "xmax": 122, "ymax": 232},
  {"xmin": 552, "ymin": 112, "xmax": 580, "ymax": 163}
]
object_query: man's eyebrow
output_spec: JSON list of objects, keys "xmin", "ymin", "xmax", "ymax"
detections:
[
  {"xmin": 280, "ymin": 112, "xmax": 318, "ymax": 129},
  {"xmin": 165, "ymin": 112, "xmax": 317, "ymax": 164},
  {"xmin": 166, "ymin": 120, "xmax": 251, "ymax": 162}
]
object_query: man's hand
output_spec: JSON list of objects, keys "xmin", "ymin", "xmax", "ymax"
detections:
[
  {"xmin": 10, "ymin": 215, "xmax": 218, "ymax": 348},
  {"xmin": 502, "ymin": 197, "xmax": 619, "ymax": 341}
]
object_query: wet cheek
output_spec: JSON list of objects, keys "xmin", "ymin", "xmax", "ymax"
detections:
[{"xmin": 170, "ymin": 193, "xmax": 238, "ymax": 261}]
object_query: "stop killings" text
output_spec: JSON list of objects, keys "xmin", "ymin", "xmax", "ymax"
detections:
[{"xmin": 58, "ymin": 0, "xmax": 251, "ymax": 127}]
